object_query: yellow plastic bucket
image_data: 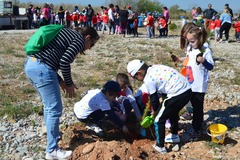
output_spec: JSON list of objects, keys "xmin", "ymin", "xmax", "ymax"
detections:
[{"xmin": 207, "ymin": 124, "xmax": 227, "ymax": 144}]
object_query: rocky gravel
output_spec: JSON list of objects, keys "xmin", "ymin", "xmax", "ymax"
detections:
[{"xmin": 0, "ymin": 27, "xmax": 239, "ymax": 160}]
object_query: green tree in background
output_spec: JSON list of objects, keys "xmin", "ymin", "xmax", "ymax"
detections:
[{"xmin": 137, "ymin": 0, "xmax": 163, "ymax": 14}]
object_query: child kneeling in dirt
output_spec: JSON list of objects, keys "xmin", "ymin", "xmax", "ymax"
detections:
[{"xmin": 74, "ymin": 80, "xmax": 129, "ymax": 136}]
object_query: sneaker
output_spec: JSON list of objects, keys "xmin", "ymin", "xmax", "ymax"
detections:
[
  {"xmin": 86, "ymin": 123, "xmax": 103, "ymax": 136},
  {"xmin": 139, "ymin": 127, "xmax": 147, "ymax": 137},
  {"xmin": 152, "ymin": 144, "xmax": 167, "ymax": 154},
  {"xmin": 218, "ymin": 39, "xmax": 222, "ymax": 43},
  {"xmin": 45, "ymin": 149, "xmax": 72, "ymax": 160},
  {"xmin": 165, "ymin": 133, "xmax": 180, "ymax": 143},
  {"xmin": 180, "ymin": 112, "xmax": 192, "ymax": 120}
]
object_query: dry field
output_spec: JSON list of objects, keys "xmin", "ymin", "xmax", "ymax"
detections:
[{"xmin": 0, "ymin": 23, "xmax": 240, "ymax": 159}]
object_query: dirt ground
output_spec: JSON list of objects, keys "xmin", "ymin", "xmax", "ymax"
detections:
[
  {"xmin": 0, "ymin": 25, "xmax": 239, "ymax": 160},
  {"xmin": 59, "ymin": 100, "xmax": 240, "ymax": 160}
]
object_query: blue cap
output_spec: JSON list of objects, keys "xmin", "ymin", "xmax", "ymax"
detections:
[
  {"xmin": 147, "ymin": 12, "xmax": 152, "ymax": 15},
  {"xmin": 212, "ymin": 16, "xmax": 216, "ymax": 20},
  {"xmin": 103, "ymin": 80, "xmax": 121, "ymax": 93}
]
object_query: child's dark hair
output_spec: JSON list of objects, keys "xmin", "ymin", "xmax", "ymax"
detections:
[
  {"xmin": 187, "ymin": 26, "xmax": 207, "ymax": 50},
  {"xmin": 116, "ymin": 73, "xmax": 133, "ymax": 92}
]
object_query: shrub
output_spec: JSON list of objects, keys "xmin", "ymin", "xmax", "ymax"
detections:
[{"xmin": 169, "ymin": 22, "xmax": 177, "ymax": 31}]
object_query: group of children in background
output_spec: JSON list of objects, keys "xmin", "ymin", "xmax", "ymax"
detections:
[
  {"xmin": 73, "ymin": 22, "xmax": 214, "ymax": 154},
  {"xmin": 207, "ymin": 14, "xmax": 240, "ymax": 43}
]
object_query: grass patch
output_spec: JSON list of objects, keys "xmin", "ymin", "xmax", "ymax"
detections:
[{"xmin": 0, "ymin": 102, "xmax": 36, "ymax": 120}]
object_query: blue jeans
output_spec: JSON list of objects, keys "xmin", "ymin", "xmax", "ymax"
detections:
[
  {"xmin": 24, "ymin": 57, "xmax": 62, "ymax": 153},
  {"xmin": 146, "ymin": 26, "xmax": 153, "ymax": 38}
]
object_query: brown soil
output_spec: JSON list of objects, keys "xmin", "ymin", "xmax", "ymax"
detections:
[{"xmin": 59, "ymin": 100, "xmax": 240, "ymax": 160}]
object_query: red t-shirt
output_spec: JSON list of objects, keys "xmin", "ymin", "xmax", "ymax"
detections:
[
  {"xmin": 214, "ymin": 19, "xmax": 221, "ymax": 28},
  {"xmin": 208, "ymin": 21, "xmax": 215, "ymax": 30},
  {"xmin": 79, "ymin": 15, "xmax": 84, "ymax": 22},
  {"xmin": 66, "ymin": 14, "xmax": 72, "ymax": 21},
  {"xmin": 134, "ymin": 19, "xmax": 138, "ymax": 28},
  {"xmin": 102, "ymin": 15, "xmax": 109, "ymax": 23},
  {"xmin": 147, "ymin": 16, "xmax": 154, "ymax": 27},
  {"xmin": 233, "ymin": 21, "xmax": 240, "ymax": 32},
  {"xmin": 92, "ymin": 16, "xmax": 97, "ymax": 24},
  {"xmin": 72, "ymin": 14, "xmax": 78, "ymax": 21},
  {"xmin": 96, "ymin": 15, "xmax": 101, "ymax": 22},
  {"xmin": 83, "ymin": 15, "xmax": 87, "ymax": 22},
  {"xmin": 158, "ymin": 18, "xmax": 166, "ymax": 28}
]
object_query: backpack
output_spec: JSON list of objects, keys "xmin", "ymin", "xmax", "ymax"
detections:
[{"xmin": 24, "ymin": 24, "xmax": 64, "ymax": 55}]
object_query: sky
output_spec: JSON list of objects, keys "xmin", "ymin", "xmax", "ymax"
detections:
[{"xmin": 21, "ymin": 0, "xmax": 239, "ymax": 12}]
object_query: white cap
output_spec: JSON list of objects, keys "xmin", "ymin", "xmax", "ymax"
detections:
[{"xmin": 127, "ymin": 59, "xmax": 145, "ymax": 77}]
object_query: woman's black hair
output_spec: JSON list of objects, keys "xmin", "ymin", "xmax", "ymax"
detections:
[{"xmin": 74, "ymin": 27, "xmax": 100, "ymax": 54}]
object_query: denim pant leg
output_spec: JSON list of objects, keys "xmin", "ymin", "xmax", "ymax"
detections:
[
  {"xmin": 146, "ymin": 26, "xmax": 151, "ymax": 38},
  {"xmin": 24, "ymin": 57, "xmax": 62, "ymax": 153}
]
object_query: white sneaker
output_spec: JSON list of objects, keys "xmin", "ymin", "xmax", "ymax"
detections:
[
  {"xmin": 45, "ymin": 149, "xmax": 72, "ymax": 160},
  {"xmin": 164, "ymin": 133, "xmax": 180, "ymax": 143},
  {"xmin": 218, "ymin": 39, "xmax": 222, "ymax": 43},
  {"xmin": 86, "ymin": 123, "xmax": 103, "ymax": 135},
  {"xmin": 152, "ymin": 144, "xmax": 167, "ymax": 154}
]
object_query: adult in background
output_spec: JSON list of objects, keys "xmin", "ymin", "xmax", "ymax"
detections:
[
  {"xmin": 58, "ymin": 6, "xmax": 65, "ymax": 25},
  {"xmin": 218, "ymin": 8, "xmax": 232, "ymax": 43},
  {"xmin": 108, "ymin": 3, "xmax": 115, "ymax": 34},
  {"xmin": 41, "ymin": 3, "xmax": 49, "ymax": 26},
  {"xmin": 24, "ymin": 27, "xmax": 100, "ymax": 160},
  {"xmin": 192, "ymin": 7, "xmax": 197, "ymax": 20},
  {"xmin": 162, "ymin": 6, "xmax": 170, "ymax": 37},
  {"xmin": 225, "ymin": 4, "xmax": 233, "ymax": 18},
  {"xmin": 27, "ymin": 4, "xmax": 34, "ymax": 29},
  {"xmin": 127, "ymin": 5, "xmax": 134, "ymax": 35},
  {"xmin": 203, "ymin": 4, "xmax": 218, "ymax": 28},
  {"xmin": 86, "ymin": 4, "xmax": 94, "ymax": 27},
  {"xmin": 118, "ymin": 5, "xmax": 129, "ymax": 37}
]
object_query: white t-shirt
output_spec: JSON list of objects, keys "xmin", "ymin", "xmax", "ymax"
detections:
[
  {"xmin": 143, "ymin": 65, "xmax": 191, "ymax": 98},
  {"xmin": 186, "ymin": 43, "xmax": 214, "ymax": 92},
  {"xmin": 74, "ymin": 89, "xmax": 110, "ymax": 119}
]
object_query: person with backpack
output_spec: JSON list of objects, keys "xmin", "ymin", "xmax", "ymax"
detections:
[
  {"xmin": 24, "ymin": 26, "xmax": 99, "ymax": 160},
  {"xmin": 86, "ymin": 4, "xmax": 94, "ymax": 27}
]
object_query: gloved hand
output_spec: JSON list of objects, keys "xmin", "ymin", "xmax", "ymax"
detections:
[
  {"xmin": 171, "ymin": 54, "xmax": 180, "ymax": 62},
  {"xmin": 122, "ymin": 125, "xmax": 129, "ymax": 134},
  {"xmin": 196, "ymin": 52, "xmax": 204, "ymax": 65}
]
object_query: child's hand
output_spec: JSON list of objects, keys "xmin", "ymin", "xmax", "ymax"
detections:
[{"xmin": 196, "ymin": 52, "xmax": 204, "ymax": 64}]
